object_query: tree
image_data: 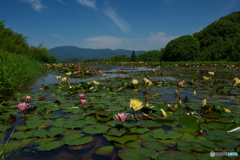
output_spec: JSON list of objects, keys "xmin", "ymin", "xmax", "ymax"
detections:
[{"xmin": 130, "ymin": 50, "xmax": 137, "ymax": 62}]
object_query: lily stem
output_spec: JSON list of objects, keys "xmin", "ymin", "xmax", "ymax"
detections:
[{"xmin": 132, "ymin": 109, "xmax": 138, "ymax": 122}]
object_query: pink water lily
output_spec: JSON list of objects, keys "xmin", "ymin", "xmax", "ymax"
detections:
[
  {"xmin": 81, "ymin": 99, "xmax": 88, "ymax": 105},
  {"xmin": 25, "ymin": 95, "xmax": 31, "ymax": 101},
  {"xmin": 17, "ymin": 102, "xmax": 30, "ymax": 111},
  {"xmin": 113, "ymin": 112, "xmax": 128, "ymax": 122},
  {"xmin": 178, "ymin": 81, "xmax": 184, "ymax": 87},
  {"xmin": 102, "ymin": 74, "xmax": 107, "ymax": 77},
  {"xmin": 98, "ymin": 70, "xmax": 101, "ymax": 73},
  {"xmin": 79, "ymin": 94, "xmax": 85, "ymax": 99}
]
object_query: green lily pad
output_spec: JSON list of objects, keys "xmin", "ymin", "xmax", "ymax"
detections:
[
  {"xmin": 107, "ymin": 128, "xmax": 127, "ymax": 137},
  {"xmin": 227, "ymin": 124, "xmax": 240, "ymax": 138},
  {"xmin": 95, "ymin": 146, "xmax": 114, "ymax": 156},
  {"xmin": 140, "ymin": 120, "xmax": 163, "ymax": 128},
  {"xmin": 124, "ymin": 139, "xmax": 142, "ymax": 149},
  {"xmin": 130, "ymin": 127, "xmax": 150, "ymax": 134},
  {"xmin": 82, "ymin": 124, "xmax": 110, "ymax": 134},
  {"xmin": 177, "ymin": 116, "xmax": 201, "ymax": 133},
  {"xmin": 38, "ymin": 140, "xmax": 64, "ymax": 151},
  {"xmin": 141, "ymin": 140, "xmax": 168, "ymax": 151},
  {"xmin": 139, "ymin": 132, "xmax": 157, "ymax": 142},
  {"xmin": 118, "ymin": 148, "xmax": 157, "ymax": 160},
  {"xmin": 11, "ymin": 131, "xmax": 29, "ymax": 139},
  {"xmin": 106, "ymin": 135, "xmax": 138, "ymax": 145},
  {"xmin": 202, "ymin": 122, "xmax": 225, "ymax": 130},
  {"xmin": 215, "ymin": 138, "xmax": 240, "ymax": 149},
  {"xmin": 47, "ymin": 127, "xmax": 64, "ymax": 138},
  {"xmin": 32, "ymin": 129, "xmax": 48, "ymax": 138},
  {"xmin": 157, "ymin": 151, "xmax": 198, "ymax": 160},
  {"xmin": 152, "ymin": 128, "xmax": 182, "ymax": 140},
  {"xmin": 206, "ymin": 130, "xmax": 232, "ymax": 141}
]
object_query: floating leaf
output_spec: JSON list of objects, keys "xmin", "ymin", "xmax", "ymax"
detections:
[
  {"xmin": 152, "ymin": 128, "xmax": 182, "ymax": 140},
  {"xmin": 226, "ymin": 124, "xmax": 240, "ymax": 138},
  {"xmin": 95, "ymin": 146, "xmax": 114, "ymax": 156},
  {"xmin": 38, "ymin": 140, "xmax": 64, "ymax": 151},
  {"xmin": 106, "ymin": 135, "xmax": 138, "ymax": 145}
]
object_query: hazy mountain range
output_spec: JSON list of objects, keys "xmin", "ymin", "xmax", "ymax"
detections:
[{"xmin": 48, "ymin": 46, "xmax": 146, "ymax": 60}]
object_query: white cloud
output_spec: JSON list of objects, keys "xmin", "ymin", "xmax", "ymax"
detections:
[
  {"xmin": 76, "ymin": 0, "xmax": 97, "ymax": 10},
  {"xmin": 82, "ymin": 36, "xmax": 126, "ymax": 49},
  {"xmin": 103, "ymin": 7, "xmax": 131, "ymax": 33},
  {"xmin": 51, "ymin": 34, "xmax": 71, "ymax": 43},
  {"xmin": 19, "ymin": 0, "xmax": 46, "ymax": 12},
  {"xmin": 145, "ymin": 32, "xmax": 178, "ymax": 49},
  {"xmin": 77, "ymin": 32, "xmax": 178, "ymax": 50}
]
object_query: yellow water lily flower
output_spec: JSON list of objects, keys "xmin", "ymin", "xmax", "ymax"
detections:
[
  {"xmin": 203, "ymin": 76, "xmax": 209, "ymax": 81},
  {"xmin": 147, "ymin": 81, "xmax": 153, "ymax": 86},
  {"xmin": 193, "ymin": 91, "xmax": 196, "ymax": 95},
  {"xmin": 143, "ymin": 78, "xmax": 149, "ymax": 85},
  {"xmin": 55, "ymin": 76, "xmax": 61, "ymax": 81},
  {"xmin": 208, "ymin": 72, "xmax": 214, "ymax": 76},
  {"xmin": 146, "ymin": 102, "xmax": 150, "ymax": 107},
  {"xmin": 93, "ymin": 81, "xmax": 99, "ymax": 86},
  {"xmin": 40, "ymin": 88, "xmax": 43, "ymax": 91},
  {"xmin": 132, "ymin": 79, "xmax": 138, "ymax": 85},
  {"xmin": 233, "ymin": 77, "xmax": 240, "ymax": 85},
  {"xmin": 129, "ymin": 99, "xmax": 144, "ymax": 111},
  {"xmin": 66, "ymin": 72, "xmax": 72, "ymax": 77},
  {"xmin": 61, "ymin": 77, "xmax": 67, "ymax": 84},
  {"xmin": 202, "ymin": 99, "xmax": 207, "ymax": 107}
]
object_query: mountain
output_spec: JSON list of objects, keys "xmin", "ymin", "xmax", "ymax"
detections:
[{"xmin": 48, "ymin": 46, "xmax": 146, "ymax": 60}]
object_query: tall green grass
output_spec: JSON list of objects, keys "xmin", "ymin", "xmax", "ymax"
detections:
[{"xmin": 0, "ymin": 49, "xmax": 41, "ymax": 97}]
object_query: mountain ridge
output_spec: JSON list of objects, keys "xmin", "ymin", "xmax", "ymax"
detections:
[{"xmin": 48, "ymin": 46, "xmax": 147, "ymax": 60}]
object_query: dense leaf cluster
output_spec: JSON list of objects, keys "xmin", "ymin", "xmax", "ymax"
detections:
[
  {"xmin": 158, "ymin": 11, "xmax": 240, "ymax": 62},
  {"xmin": 0, "ymin": 20, "xmax": 57, "ymax": 63}
]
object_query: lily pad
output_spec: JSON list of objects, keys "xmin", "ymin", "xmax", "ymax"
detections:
[
  {"xmin": 106, "ymin": 135, "xmax": 138, "ymax": 145},
  {"xmin": 38, "ymin": 140, "xmax": 64, "ymax": 151}
]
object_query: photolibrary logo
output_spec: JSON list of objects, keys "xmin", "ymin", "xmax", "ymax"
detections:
[{"xmin": 210, "ymin": 151, "xmax": 238, "ymax": 157}]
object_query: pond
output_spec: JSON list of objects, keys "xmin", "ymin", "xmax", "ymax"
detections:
[{"xmin": 1, "ymin": 64, "xmax": 240, "ymax": 160}]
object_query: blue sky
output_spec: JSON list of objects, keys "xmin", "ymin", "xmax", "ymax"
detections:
[{"xmin": 0, "ymin": 0, "xmax": 239, "ymax": 51}]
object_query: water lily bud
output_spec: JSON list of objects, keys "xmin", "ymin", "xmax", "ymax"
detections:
[
  {"xmin": 174, "ymin": 104, "xmax": 178, "ymax": 110},
  {"xmin": 179, "ymin": 100, "xmax": 182, "ymax": 108},
  {"xmin": 223, "ymin": 107, "xmax": 231, "ymax": 113},
  {"xmin": 175, "ymin": 90, "xmax": 178, "ymax": 96},
  {"xmin": 193, "ymin": 91, "xmax": 196, "ymax": 95},
  {"xmin": 146, "ymin": 102, "xmax": 150, "ymax": 107},
  {"xmin": 202, "ymin": 99, "xmax": 207, "ymax": 107},
  {"xmin": 160, "ymin": 109, "xmax": 167, "ymax": 117}
]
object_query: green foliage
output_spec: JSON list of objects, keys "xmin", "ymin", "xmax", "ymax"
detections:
[
  {"xmin": 0, "ymin": 20, "xmax": 57, "ymax": 64},
  {"xmin": 162, "ymin": 35, "xmax": 200, "ymax": 61},
  {"xmin": 138, "ymin": 49, "xmax": 164, "ymax": 62},
  {"xmin": 131, "ymin": 50, "xmax": 137, "ymax": 62},
  {"xmin": 0, "ymin": 49, "xmax": 41, "ymax": 97},
  {"xmin": 107, "ymin": 55, "xmax": 130, "ymax": 62},
  {"xmin": 193, "ymin": 11, "xmax": 240, "ymax": 61},
  {"xmin": 160, "ymin": 11, "xmax": 240, "ymax": 62}
]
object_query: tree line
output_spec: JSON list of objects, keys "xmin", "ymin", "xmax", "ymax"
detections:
[{"xmin": 0, "ymin": 20, "xmax": 57, "ymax": 63}]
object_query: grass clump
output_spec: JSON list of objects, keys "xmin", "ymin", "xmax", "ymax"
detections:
[{"xmin": 0, "ymin": 49, "xmax": 41, "ymax": 97}]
